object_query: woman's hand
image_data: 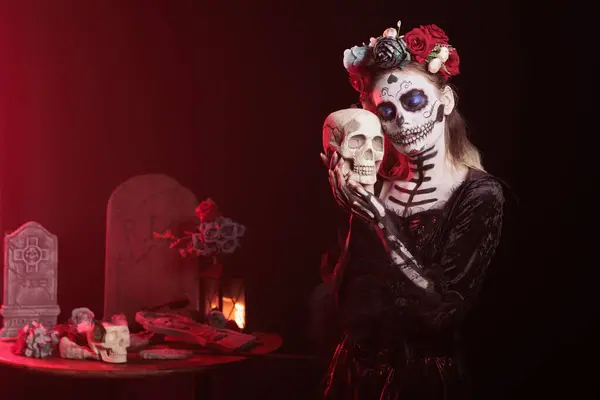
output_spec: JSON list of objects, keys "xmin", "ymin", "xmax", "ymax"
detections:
[
  {"xmin": 321, "ymin": 151, "xmax": 352, "ymax": 213},
  {"xmin": 321, "ymin": 151, "xmax": 386, "ymax": 224},
  {"xmin": 345, "ymin": 180, "xmax": 388, "ymax": 224}
]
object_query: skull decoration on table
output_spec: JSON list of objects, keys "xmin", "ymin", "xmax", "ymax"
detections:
[
  {"xmin": 206, "ymin": 308, "xmax": 227, "ymax": 329},
  {"xmin": 12, "ymin": 307, "xmax": 139, "ymax": 363},
  {"xmin": 86, "ymin": 321, "xmax": 131, "ymax": 363},
  {"xmin": 322, "ymin": 108, "xmax": 384, "ymax": 185}
]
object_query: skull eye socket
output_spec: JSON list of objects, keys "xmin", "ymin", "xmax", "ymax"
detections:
[
  {"xmin": 373, "ymin": 136, "xmax": 384, "ymax": 151},
  {"xmin": 400, "ymin": 89, "xmax": 428, "ymax": 112},
  {"xmin": 347, "ymin": 134, "xmax": 365, "ymax": 149},
  {"xmin": 376, "ymin": 102, "xmax": 396, "ymax": 121}
]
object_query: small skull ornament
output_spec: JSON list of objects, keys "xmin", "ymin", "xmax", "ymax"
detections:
[
  {"xmin": 86, "ymin": 322, "xmax": 131, "ymax": 363},
  {"xmin": 206, "ymin": 308, "xmax": 227, "ymax": 329},
  {"xmin": 322, "ymin": 108, "xmax": 384, "ymax": 185}
]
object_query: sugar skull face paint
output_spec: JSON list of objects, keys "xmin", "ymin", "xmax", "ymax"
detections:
[{"xmin": 370, "ymin": 69, "xmax": 453, "ymax": 155}]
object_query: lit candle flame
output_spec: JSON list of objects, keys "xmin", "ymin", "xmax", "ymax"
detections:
[
  {"xmin": 234, "ymin": 303, "xmax": 245, "ymax": 329},
  {"xmin": 222, "ymin": 296, "xmax": 246, "ymax": 329}
]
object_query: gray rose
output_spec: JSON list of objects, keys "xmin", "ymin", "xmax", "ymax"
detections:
[
  {"xmin": 219, "ymin": 238, "xmax": 239, "ymax": 254},
  {"xmin": 203, "ymin": 223, "xmax": 221, "ymax": 242},
  {"xmin": 372, "ymin": 37, "xmax": 411, "ymax": 70}
]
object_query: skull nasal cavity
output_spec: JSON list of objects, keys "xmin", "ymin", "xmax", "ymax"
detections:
[
  {"xmin": 363, "ymin": 149, "xmax": 374, "ymax": 160},
  {"xmin": 397, "ymin": 114, "xmax": 405, "ymax": 125}
]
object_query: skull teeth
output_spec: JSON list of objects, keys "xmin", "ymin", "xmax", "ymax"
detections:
[
  {"xmin": 353, "ymin": 165, "xmax": 375, "ymax": 175},
  {"xmin": 388, "ymin": 121, "xmax": 435, "ymax": 146}
]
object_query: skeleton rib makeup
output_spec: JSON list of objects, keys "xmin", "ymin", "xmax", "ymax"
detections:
[
  {"xmin": 386, "ymin": 146, "xmax": 439, "ymax": 210},
  {"xmin": 372, "ymin": 69, "xmax": 446, "ymax": 156}
]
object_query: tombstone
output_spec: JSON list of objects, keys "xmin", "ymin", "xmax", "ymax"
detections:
[
  {"xmin": 0, "ymin": 221, "xmax": 60, "ymax": 338},
  {"xmin": 104, "ymin": 174, "xmax": 199, "ymax": 324}
]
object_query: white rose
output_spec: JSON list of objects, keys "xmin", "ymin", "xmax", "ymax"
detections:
[
  {"xmin": 342, "ymin": 48, "xmax": 354, "ymax": 70},
  {"xmin": 382, "ymin": 28, "xmax": 397, "ymax": 38},
  {"xmin": 438, "ymin": 47, "xmax": 450, "ymax": 62},
  {"xmin": 428, "ymin": 58, "xmax": 443, "ymax": 74}
]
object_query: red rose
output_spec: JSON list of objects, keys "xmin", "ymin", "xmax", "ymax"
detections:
[
  {"xmin": 195, "ymin": 198, "xmax": 220, "ymax": 222},
  {"xmin": 440, "ymin": 48, "xmax": 460, "ymax": 79},
  {"xmin": 349, "ymin": 73, "xmax": 365, "ymax": 93},
  {"xmin": 421, "ymin": 24, "xmax": 449, "ymax": 44},
  {"xmin": 403, "ymin": 28, "xmax": 435, "ymax": 63}
]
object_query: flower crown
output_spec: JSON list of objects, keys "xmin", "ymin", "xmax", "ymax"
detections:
[{"xmin": 343, "ymin": 21, "xmax": 460, "ymax": 92}]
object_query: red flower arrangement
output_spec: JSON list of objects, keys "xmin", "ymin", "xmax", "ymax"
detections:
[
  {"xmin": 154, "ymin": 198, "xmax": 245, "ymax": 259},
  {"xmin": 403, "ymin": 24, "xmax": 459, "ymax": 79},
  {"xmin": 342, "ymin": 21, "xmax": 460, "ymax": 81},
  {"xmin": 403, "ymin": 27, "xmax": 435, "ymax": 63},
  {"xmin": 195, "ymin": 198, "xmax": 220, "ymax": 223}
]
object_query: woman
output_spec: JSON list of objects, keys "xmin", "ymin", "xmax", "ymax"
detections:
[{"xmin": 320, "ymin": 21, "xmax": 505, "ymax": 399}]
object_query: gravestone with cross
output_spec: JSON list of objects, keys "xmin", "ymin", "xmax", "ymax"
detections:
[{"xmin": 0, "ymin": 221, "xmax": 60, "ymax": 338}]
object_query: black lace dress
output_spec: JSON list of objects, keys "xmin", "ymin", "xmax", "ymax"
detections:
[{"xmin": 322, "ymin": 169, "xmax": 505, "ymax": 400}]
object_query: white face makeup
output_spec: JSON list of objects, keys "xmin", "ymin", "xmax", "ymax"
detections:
[{"xmin": 370, "ymin": 69, "xmax": 452, "ymax": 156}]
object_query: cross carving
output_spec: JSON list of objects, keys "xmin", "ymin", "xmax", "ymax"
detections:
[{"xmin": 13, "ymin": 236, "xmax": 50, "ymax": 273}]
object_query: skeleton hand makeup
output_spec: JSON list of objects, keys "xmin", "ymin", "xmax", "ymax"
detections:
[
  {"xmin": 370, "ymin": 69, "xmax": 454, "ymax": 155},
  {"xmin": 326, "ymin": 152, "xmax": 355, "ymax": 213},
  {"xmin": 325, "ymin": 151, "xmax": 382, "ymax": 217},
  {"xmin": 344, "ymin": 181, "xmax": 433, "ymax": 291},
  {"xmin": 345, "ymin": 180, "xmax": 387, "ymax": 223},
  {"xmin": 322, "ymin": 108, "xmax": 384, "ymax": 185}
]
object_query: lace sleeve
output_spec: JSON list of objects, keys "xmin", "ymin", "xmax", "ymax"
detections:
[
  {"xmin": 395, "ymin": 176, "xmax": 505, "ymax": 328},
  {"xmin": 320, "ymin": 215, "xmax": 351, "ymax": 283}
]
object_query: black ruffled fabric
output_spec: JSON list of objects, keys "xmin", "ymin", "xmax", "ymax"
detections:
[{"xmin": 322, "ymin": 169, "xmax": 505, "ymax": 400}]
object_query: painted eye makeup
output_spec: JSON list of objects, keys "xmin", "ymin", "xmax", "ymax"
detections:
[
  {"xmin": 400, "ymin": 89, "xmax": 428, "ymax": 112},
  {"xmin": 376, "ymin": 101, "xmax": 397, "ymax": 121}
]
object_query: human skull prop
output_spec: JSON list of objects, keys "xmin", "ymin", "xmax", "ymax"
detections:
[
  {"xmin": 322, "ymin": 108, "xmax": 384, "ymax": 185},
  {"xmin": 86, "ymin": 322, "xmax": 131, "ymax": 363}
]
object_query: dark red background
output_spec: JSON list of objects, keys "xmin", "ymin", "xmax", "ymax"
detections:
[{"xmin": 0, "ymin": 0, "xmax": 579, "ymax": 399}]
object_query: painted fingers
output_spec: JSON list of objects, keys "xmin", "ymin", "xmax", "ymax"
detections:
[
  {"xmin": 325, "ymin": 152, "xmax": 352, "ymax": 212},
  {"xmin": 322, "ymin": 152, "xmax": 385, "ymax": 222},
  {"xmin": 347, "ymin": 180, "xmax": 387, "ymax": 221}
]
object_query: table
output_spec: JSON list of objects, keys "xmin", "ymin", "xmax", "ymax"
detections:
[
  {"xmin": 0, "ymin": 333, "xmax": 281, "ymax": 378},
  {"xmin": 0, "ymin": 333, "xmax": 282, "ymax": 399}
]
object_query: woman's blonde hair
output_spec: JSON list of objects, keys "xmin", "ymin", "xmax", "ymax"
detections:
[{"xmin": 357, "ymin": 62, "xmax": 484, "ymax": 179}]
